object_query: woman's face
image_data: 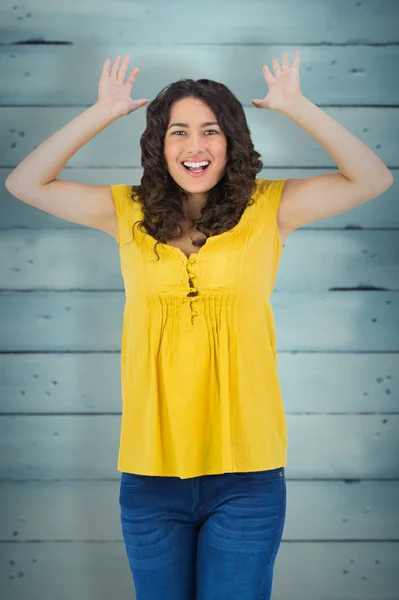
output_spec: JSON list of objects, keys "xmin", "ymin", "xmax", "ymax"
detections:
[{"xmin": 164, "ymin": 97, "xmax": 228, "ymax": 196}]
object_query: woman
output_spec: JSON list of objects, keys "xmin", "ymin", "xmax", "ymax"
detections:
[{"xmin": 5, "ymin": 52, "xmax": 393, "ymax": 599}]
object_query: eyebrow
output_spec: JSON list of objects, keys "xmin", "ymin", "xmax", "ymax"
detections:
[{"xmin": 167, "ymin": 121, "xmax": 219, "ymax": 130}]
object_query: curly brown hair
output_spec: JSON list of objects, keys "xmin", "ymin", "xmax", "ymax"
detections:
[{"xmin": 128, "ymin": 78, "xmax": 263, "ymax": 260}]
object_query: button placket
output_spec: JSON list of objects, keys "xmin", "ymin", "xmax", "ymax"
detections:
[{"xmin": 186, "ymin": 258, "xmax": 199, "ymax": 318}]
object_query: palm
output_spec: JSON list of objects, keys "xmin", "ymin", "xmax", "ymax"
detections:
[
  {"xmin": 97, "ymin": 54, "xmax": 149, "ymax": 117},
  {"xmin": 252, "ymin": 51, "xmax": 303, "ymax": 111}
]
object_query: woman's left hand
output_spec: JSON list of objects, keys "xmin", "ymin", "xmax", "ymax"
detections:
[{"xmin": 251, "ymin": 51, "xmax": 303, "ymax": 111}]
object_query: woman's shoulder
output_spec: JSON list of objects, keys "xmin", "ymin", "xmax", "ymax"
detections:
[
  {"xmin": 254, "ymin": 178, "xmax": 288, "ymax": 214},
  {"xmin": 110, "ymin": 184, "xmax": 142, "ymax": 219}
]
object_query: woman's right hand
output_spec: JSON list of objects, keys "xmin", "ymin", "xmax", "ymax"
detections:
[{"xmin": 96, "ymin": 54, "xmax": 149, "ymax": 117}]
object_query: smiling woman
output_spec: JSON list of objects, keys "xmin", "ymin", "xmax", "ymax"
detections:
[
  {"xmin": 4, "ymin": 51, "xmax": 291, "ymax": 600},
  {"xmin": 111, "ymin": 172, "xmax": 288, "ymax": 600},
  {"xmin": 128, "ymin": 77, "xmax": 264, "ymax": 260},
  {"xmin": 164, "ymin": 99, "xmax": 228, "ymax": 197}
]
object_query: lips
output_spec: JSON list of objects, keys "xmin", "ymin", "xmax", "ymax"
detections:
[{"xmin": 180, "ymin": 161, "xmax": 211, "ymax": 178}]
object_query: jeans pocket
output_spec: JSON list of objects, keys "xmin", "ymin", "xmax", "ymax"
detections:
[
  {"xmin": 120, "ymin": 471, "xmax": 148, "ymax": 488},
  {"xmin": 231, "ymin": 467, "xmax": 284, "ymax": 480}
]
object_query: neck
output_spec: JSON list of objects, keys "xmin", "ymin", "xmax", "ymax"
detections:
[{"xmin": 183, "ymin": 192, "xmax": 208, "ymax": 221}]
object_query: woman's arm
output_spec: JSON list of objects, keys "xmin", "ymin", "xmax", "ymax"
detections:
[
  {"xmin": 4, "ymin": 54, "xmax": 148, "ymax": 235},
  {"xmin": 277, "ymin": 95, "xmax": 394, "ymax": 235},
  {"xmin": 5, "ymin": 103, "xmax": 119, "ymax": 192},
  {"xmin": 5, "ymin": 104, "xmax": 122, "ymax": 235},
  {"xmin": 252, "ymin": 52, "xmax": 394, "ymax": 237}
]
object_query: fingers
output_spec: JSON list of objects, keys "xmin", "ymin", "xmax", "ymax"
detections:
[
  {"xmin": 262, "ymin": 64, "xmax": 274, "ymax": 82},
  {"xmin": 136, "ymin": 98, "xmax": 150, "ymax": 109},
  {"xmin": 110, "ymin": 56, "xmax": 122, "ymax": 78},
  {"xmin": 117, "ymin": 54, "xmax": 130, "ymax": 80},
  {"xmin": 265, "ymin": 51, "xmax": 300, "ymax": 78},
  {"xmin": 102, "ymin": 58, "xmax": 111, "ymax": 77},
  {"xmin": 281, "ymin": 53, "xmax": 290, "ymax": 69},
  {"xmin": 272, "ymin": 58, "xmax": 282, "ymax": 76},
  {"xmin": 126, "ymin": 67, "xmax": 139, "ymax": 86},
  {"xmin": 103, "ymin": 55, "xmax": 139, "ymax": 85}
]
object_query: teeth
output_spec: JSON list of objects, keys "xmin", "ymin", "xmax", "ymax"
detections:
[{"xmin": 183, "ymin": 161, "xmax": 210, "ymax": 168}]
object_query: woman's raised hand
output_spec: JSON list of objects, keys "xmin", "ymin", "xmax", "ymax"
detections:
[
  {"xmin": 251, "ymin": 51, "xmax": 303, "ymax": 112},
  {"xmin": 96, "ymin": 54, "xmax": 149, "ymax": 117}
]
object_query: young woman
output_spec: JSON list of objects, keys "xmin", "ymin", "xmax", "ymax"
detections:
[{"xmin": 5, "ymin": 52, "xmax": 393, "ymax": 599}]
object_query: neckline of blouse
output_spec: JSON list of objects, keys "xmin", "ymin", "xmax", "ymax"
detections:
[{"xmin": 136, "ymin": 196, "xmax": 256, "ymax": 263}]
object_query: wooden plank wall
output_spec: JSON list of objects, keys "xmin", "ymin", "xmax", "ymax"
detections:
[{"xmin": 1, "ymin": 1, "xmax": 398, "ymax": 598}]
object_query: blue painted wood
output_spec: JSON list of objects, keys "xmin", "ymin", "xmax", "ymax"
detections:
[
  {"xmin": 1, "ymin": 541, "xmax": 397, "ymax": 600},
  {"xmin": 0, "ymin": 44, "xmax": 398, "ymax": 106},
  {"xmin": 0, "ymin": 415, "xmax": 397, "ymax": 480},
  {"xmin": 1, "ymin": 1, "xmax": 398, "ymax": 598},
  {"xmin": 1, "ymin": 107, "xmax": 397, "ymax": 168},
  {"xmin": 0, "ymin": 291, "xmax": 397, "ymax": 352},
  {"xmin": 0, "ymin": 0, "xmax": 398, "ymax": 45},
  {"xmin": 1, "ymin": 480, "xmax": 398, "ymax": 540},
  {"xmin": 0, "ymin": 228, "xmax": 398, "ymax": 290},
  {"xmin": 0, "ymin": 352, "xmax": 397, "ymax": 414},
  {"xmin": 2, "ymin": 168, "xmax": 399, "ymax": 228}
]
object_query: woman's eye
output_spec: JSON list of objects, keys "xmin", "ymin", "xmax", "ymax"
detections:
[{"xmin": 172, "ymin": 130, "xmax": 218, "ymax": 136}]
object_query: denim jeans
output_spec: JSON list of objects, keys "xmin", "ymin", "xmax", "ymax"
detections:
[{"xmin": 119, "ymin": 466, "xmax": 286, "ymax": 599}]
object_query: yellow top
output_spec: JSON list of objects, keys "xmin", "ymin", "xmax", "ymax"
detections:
[{"xmin": 111, "ymin": 178, "xmax": 288, "ymax": 479}]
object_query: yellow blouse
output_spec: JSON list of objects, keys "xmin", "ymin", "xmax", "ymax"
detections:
[{"xmin": 111, "ymin": 178, "xmax": 288, "ymax": 479}]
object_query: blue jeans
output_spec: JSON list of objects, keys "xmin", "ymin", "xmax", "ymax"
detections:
[{"xmin": 119, "ymin": 466, "xmax": 286, "ymax": 599}]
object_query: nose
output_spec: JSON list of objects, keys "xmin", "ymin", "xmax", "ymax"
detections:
[{"xmin": 186, "ymin": 132, "xmax": 206, "ymax": 152}]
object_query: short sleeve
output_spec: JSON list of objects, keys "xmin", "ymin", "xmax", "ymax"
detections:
[
  {"xmin": 265, "ymin": 179, "xmax": 288, "ymax": 214},
  {"xmin": 110, "ymin": 184, "xmax": 134, "ymax": 246}
]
